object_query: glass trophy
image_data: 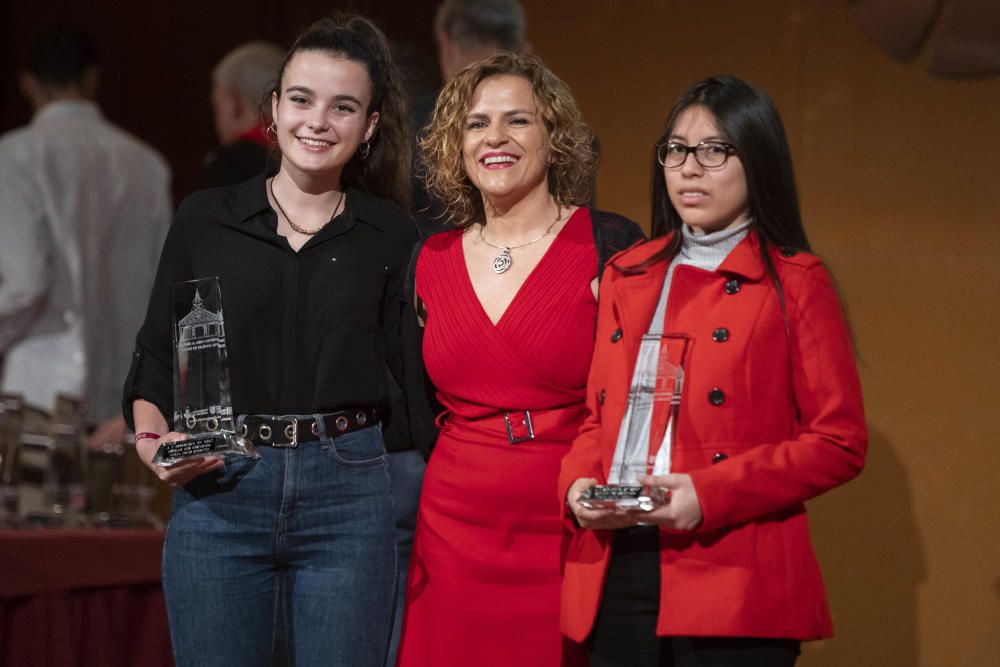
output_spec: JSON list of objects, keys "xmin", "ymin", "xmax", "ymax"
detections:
[
  {"xmin": 579, "ymin": 335, "xmax": 684, "ymax": 511},
  {"xmin": 88, "ymin": 432, "xmax": 163, "ymax": 529},
  {"xmin": 151, "ymin": 277, "xmax": 258, "ymax": 466},
  {"xmin": 42, "ymin": 394, "xmax": 89, "ymax": 524},
  {"xmin": 14, "ymin": 394, "xmax": 88, "ymax": 526},
  {"xmin": 0, "ymin": 394, "xmax": 24, "ymax": 526}
]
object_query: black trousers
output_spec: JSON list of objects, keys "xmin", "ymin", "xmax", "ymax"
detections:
[{"xmin": 588, "ymin": 527, "xmax": 800, "ymax": 667}]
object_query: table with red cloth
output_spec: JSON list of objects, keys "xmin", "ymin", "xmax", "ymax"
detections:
[{"xmin": 0, "ymin": 529, "xmax": 172, "ymax": 666}]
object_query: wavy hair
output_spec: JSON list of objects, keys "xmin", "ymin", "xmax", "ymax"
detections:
[
  {"xmin": 272, "ymin": 13, "xmax": 411, "ymax": 208},
  {"xmin": 419, "ymin": 52, "xmax": 596, "ymax": 228}
]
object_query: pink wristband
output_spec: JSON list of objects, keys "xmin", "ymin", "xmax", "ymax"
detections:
[{"xmin": 134, "ymin": 432, "xmax": 162, "ymax": 443}]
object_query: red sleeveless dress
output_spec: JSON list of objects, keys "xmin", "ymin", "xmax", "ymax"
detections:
[{"xmin": 396, "ymin": 209, "xmax": 597, "ymax": 667}]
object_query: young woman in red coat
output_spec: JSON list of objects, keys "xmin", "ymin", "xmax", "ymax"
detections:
[{"xmin": 559, "ymin": 76, "xmax": 867, "ymax": 666}]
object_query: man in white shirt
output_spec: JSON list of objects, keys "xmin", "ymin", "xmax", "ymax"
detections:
[{"xmin": 0, "ymin": 27, "xmax": 171, "ymax": 449}]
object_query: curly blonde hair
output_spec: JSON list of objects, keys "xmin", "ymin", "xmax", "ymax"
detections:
[{"xmin": 418, "ymin": 52, "xmax": 597, "ymax": 228}]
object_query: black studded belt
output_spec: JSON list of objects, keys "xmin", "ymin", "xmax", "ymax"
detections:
[{"xmin": 238, "ymin": 408, "xmax": 377, "ymax": 448}]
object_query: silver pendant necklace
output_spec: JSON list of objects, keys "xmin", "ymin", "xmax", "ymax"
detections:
[{"xmin": 478, "ymin": 209, "xmax": 562, "ymax": 275}]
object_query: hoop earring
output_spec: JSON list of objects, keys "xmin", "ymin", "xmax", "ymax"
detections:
[
  {"xmin": 266, "ymin": 120, "xmax": 277, "ymax": 139},
  {"xmin": 358, "ymin": 141, "xmax": 371, "ymax": 160}
]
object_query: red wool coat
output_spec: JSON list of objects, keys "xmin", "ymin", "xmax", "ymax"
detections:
[{"xmin": 558, "ymin": 232, "xmax": 867, "ymax": 642}]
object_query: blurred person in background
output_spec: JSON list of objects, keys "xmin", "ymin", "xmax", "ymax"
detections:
[
  {"xmin": 0, "ymin": 26, "xmax": 170, "ymax": 461},
  {"xmin": 434, "ymin": 0, "xmax": 527, "ymax": 81},
  {"xmin": 200, "ymin": 41, "xmax": 284, "ymax": 189}
]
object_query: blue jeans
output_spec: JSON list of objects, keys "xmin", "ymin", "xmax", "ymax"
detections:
[
  {"xmin": 162, "ymin": 423, "xmax": 396, "ymax": 667},
  {"xmin": 384, "ymin": 450, "xmax": 426, "ymax": 667}
]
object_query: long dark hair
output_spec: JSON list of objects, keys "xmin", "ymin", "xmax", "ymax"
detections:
[
  {"xmin": 272, "ymin": 14, "xmax": 412, "ymax": 209},
  {"xmin": 630, "ymin": 77, "xmax": 809, "ymax": 307}
]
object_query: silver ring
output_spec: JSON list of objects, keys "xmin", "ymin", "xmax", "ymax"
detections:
[
  {"xmin": 284, "ymin": 424, "xmax": 295, "ymax": 439},
  {"xmin": 310, "ymin": 422, "xmax": 320, "ymax": 436},
  {"xmin": 206, "ymin": 417, "xmax": 220, "ymax": 431},
  {"xmin": 258, "ymin": 424, "xmax": 272, "ymax": 440},
  {"xmin": 185, "ymin": 415, "xmax": 197, "ymax": 429},
  {"xmin": 335, "ymin": 416, "xmax": 349, "ymax": 432},
  {"xmin": 356, "ymin": 411, "xmax": 367, "ymax": 426}
]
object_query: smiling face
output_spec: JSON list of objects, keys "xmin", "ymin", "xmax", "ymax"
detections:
[
  {"xmin": 461, "ymin": 74, "xmax": 550, "ymax": 208},
  {"xmin": 271, "ymin": 50, "xmax": 379, "ymax": 183},
  {"xmin": 664, "ymin": 105, "xmax": 749, "ymax": 234}
]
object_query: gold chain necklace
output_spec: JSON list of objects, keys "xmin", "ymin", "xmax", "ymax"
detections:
[
  {"xmin": 478, "ymin": 209, "xmax": 562, "ymax": 275},
  {"xmin": 269, "ymin": 177, "xmax": 345, "ymax": 236}
]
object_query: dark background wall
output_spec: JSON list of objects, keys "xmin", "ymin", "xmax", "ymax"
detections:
[
  {"xmin": 0, "ymin": 0, "xmax": 441, "ymax": 202},
  {"xmin": 3, "ymin": 1, "xmax": 999, "ymax": 665}
]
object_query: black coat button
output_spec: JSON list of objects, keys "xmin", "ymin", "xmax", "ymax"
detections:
[
  {"xmin": 599, "ymin": 389, "xmax": 606, "ymax": 405},
  {"xmin": 712, "ymin": 327, "xmax": 730, "ymax": 342},
  {"xmin": 711, "ymin": 452, "xmax": 728, "ymax": 464},
  {"xmin": 708, "ymin": 388, "xmax": 726, "ymax": 405},
  {"xmin": 780, "ymin": 247, "xmax": 797, "ymax": 257},
  {"xmin": 724, "ymin": 278, "xmax": 741, "ymax": 295},
  {"xmin": 610, "ymin": 328, "xmax": 622, "ymax": 343}
]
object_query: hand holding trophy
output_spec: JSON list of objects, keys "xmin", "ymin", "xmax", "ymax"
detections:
[
  {"xmin": 577, "ymin": 335, "xmax": 686, "ymax": 513},
  {"xmin": 151, "ymin": 277, "xmax": 258, "ymax": 467}
]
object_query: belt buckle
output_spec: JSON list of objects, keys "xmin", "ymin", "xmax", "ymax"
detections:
[
  {"xmin": 271, "ymin": 416, "xmax": 299, "ymax": 448},
  {"xmin": 504, "ymin": 410, "xmax": 534, "ymax": 444}
]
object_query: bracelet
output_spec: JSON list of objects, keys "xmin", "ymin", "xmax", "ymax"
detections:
[{"xmin": 134, "ymin": 432, "xmax": 162, "ymax": 443}]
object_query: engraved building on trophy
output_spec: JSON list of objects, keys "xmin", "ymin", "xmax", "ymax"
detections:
[{"xmin": 175, "ymin": 287, "xmax": 226, "ymax": 431}]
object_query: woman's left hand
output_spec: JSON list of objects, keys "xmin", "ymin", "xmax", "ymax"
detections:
[{"xmin": 634, "ymin": 473, "xmax": 703, "ymax": 531}]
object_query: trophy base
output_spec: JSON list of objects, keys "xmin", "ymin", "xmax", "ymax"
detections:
[
  {"xmin": 578, "ymin": 484, "xmax": 669, "ymax": 511},
  {"xmin": 152, "ymin": 434, "xmax": 259, "ymax": 467}
]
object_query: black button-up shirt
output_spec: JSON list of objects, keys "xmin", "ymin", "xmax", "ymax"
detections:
[{"xmin": 123, "ymin": 173, "xmax": 418, "ymax": 449}]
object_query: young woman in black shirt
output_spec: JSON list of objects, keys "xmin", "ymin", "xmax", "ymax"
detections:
[{"xmin": 123, "ymin": 15, "xmax": 416, "ymax": 667}]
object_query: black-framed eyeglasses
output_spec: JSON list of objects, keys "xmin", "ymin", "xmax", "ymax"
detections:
[{"xmin": 656, "ymin": 141, "xmax": 737, "ymax": 168}]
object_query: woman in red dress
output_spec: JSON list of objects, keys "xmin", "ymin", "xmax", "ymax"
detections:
[{"xmin": 396, "ymin": 53, "xmax": 643, "ymax": 666}]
